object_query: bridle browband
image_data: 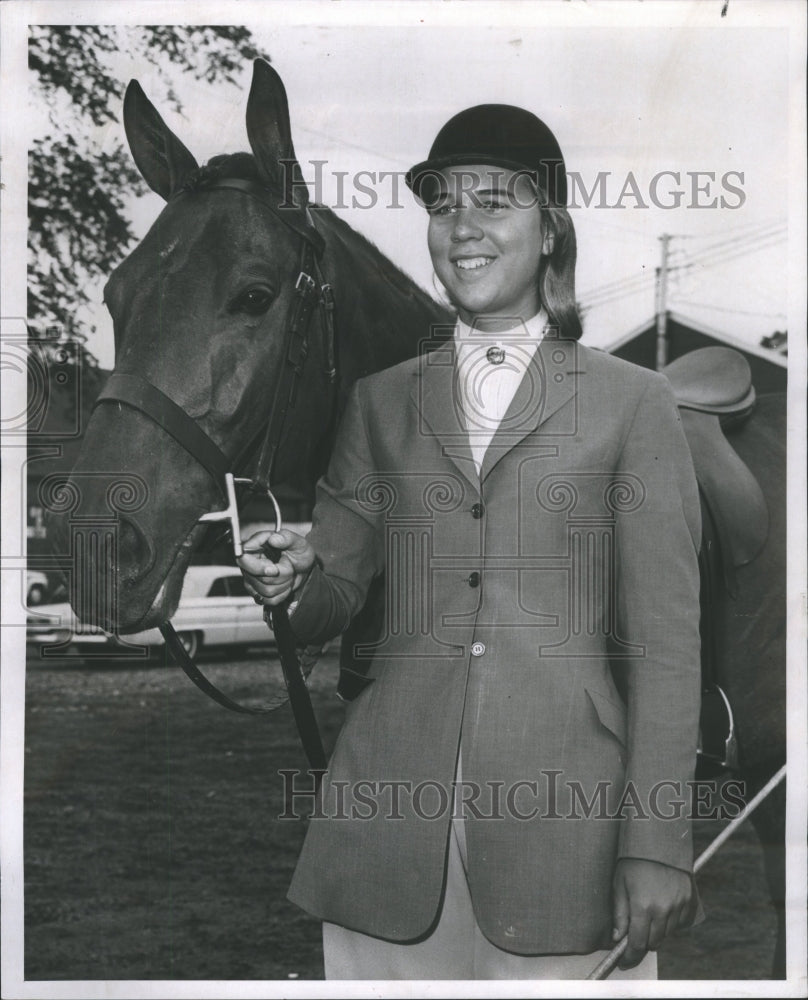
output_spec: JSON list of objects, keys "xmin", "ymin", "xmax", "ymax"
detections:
[{"xmin": 93, "ymin": 177, "xmax": 337, "ymax": 777}]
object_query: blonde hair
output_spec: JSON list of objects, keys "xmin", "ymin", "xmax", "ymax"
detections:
[{"xmin": 538, "ymin": 193, "xmax": 583, "ymax": 341}]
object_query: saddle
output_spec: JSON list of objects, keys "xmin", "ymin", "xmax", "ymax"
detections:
[{"xmin": 662, "ymin": 347, "xmax": 770, "ymax": 771}]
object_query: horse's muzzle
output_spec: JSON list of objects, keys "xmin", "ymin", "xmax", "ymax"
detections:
[{"xmin": 45, "ymin": 504, "xmax": 161, "ymax": 632}]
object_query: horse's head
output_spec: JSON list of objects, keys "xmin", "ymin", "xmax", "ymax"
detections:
[{"xmin": 46, "ymin": 60, "xmax": 339, "ymax": 632}]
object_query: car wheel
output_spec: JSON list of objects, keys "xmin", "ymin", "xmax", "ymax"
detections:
[
  {"xmin": 27, "ymin": 585, "xmax": 46, "ymax": 606},
  {"xmin": 176, "ymin": 631, "xmax": 200, "ymax": 659}
]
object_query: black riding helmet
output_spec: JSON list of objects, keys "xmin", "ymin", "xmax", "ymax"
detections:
[{"xmin": 405, "ymin": 104, "xmax": 567, "ymax": 209}]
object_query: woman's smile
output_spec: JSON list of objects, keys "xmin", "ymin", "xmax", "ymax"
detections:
[{"xmin": 453, "ymin": 255, "xmax": 496, "ymax": 271}]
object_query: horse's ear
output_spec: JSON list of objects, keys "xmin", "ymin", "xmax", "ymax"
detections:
[
  {"xmin": 123, "ymin": 80, "xmax": 198, "ymax": 201},
  {"xmin": 246, "ymin": 59, "xmax": 309, "ymax": 208}
]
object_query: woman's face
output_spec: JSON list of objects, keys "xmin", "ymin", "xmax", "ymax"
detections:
[{"xmin": 427, "ymin": 164, "xmax": 547, "ymax": 332}]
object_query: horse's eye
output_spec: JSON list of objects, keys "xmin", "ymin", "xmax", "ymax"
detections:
[{"xmin": 232, "ymin": 287, "xmax": 275, "ymax": 316}]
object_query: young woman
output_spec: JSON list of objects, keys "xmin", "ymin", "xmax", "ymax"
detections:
[{"xmin": 239, "ymin": 104, "xmax": 702, "ymax": 980}]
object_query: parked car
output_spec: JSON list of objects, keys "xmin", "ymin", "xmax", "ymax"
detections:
[
  {"xmin": 26, "ymin": 571, "xmax": 50, "ymax": 606},
  {"xmin": 26, "ymin": 565, "xmax": 274, "ymax": 659}
]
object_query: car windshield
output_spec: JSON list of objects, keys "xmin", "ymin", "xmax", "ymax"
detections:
[
  {"xmin": 178, "ymin": 568, "xmax": 238, "ymax": 601},
  {"xmin": 207, "ymin": 577, "xmax": 230, "ymax": 598},
  {"xmin": 226, "ymin": 576, "xmax": 248, "ymax": 597}
]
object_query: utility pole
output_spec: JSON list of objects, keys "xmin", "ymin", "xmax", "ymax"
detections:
[{"xmin": 655, "ymin": 233, "xmax": 672, "ymax": 370}]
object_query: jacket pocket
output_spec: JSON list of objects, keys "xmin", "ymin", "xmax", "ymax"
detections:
[{"xmin": 585, "ymin": 687, "xmax": 627, "ymax": 747}]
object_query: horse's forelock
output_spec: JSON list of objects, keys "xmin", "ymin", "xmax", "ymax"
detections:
[{"xmin": 181, "ymin": 152, "xmax": 262, "ymax": 192}]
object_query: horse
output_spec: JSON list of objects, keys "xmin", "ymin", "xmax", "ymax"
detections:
[
  {"xmin": 719, "ymin": 393, "xmax": 786, "ymax": 977},
  {"xmin": 45, "ymin": 59, "xmax": 786, "ymax": 977},
  {"xmin": 46, "ymin": 58, "xmax": 451, "ymax": 643},
  {"xmin": 661, "ymin": 350, "xmax": 787, "ymax": 977}
]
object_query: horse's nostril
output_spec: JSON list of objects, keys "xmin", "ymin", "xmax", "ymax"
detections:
[
  {"xmin": 116, "ymin": 517, "xmax": 156, "ymax": 585},
  {"xmin": 67, "ymin": 520, "xmax": 120, "ymax": 629},
  {"xmin": 65, "ymin": 517, "xmax": 155, "ymax": 630}
]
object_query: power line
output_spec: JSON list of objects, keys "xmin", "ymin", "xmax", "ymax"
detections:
[
  {"xmin": 579, "ymin": 270, "xmax": 656, "ymax": 309},
  {"xmin": 581, "ymin": 220, "xmax": 785, "ymax": 306},
  {"xmin": 579, "ymin": 280, "xmax": 655, "ymax": 311},
  {"xmin": 669, "ymin": 219, "xmax": 785, "ymax": 254},
  {"xmin": 676, "ymin": 216, "xmax": 788, "ymax": 241},
  {"xmin": 671, "ymin": 224, "xmax": 786, "ymax": 273},
  {"xmin": 674, "ymin": 232, "xmax": 787, "ymax": 277},
  {"xmin": 668, "ymin": 298, "xmax": 787, "ymax": 320},
  {"xmin": 578, "ymin": 261, "xmax": 658, "ymax": 302},
  {"xmin": 666, "ymin": 219, "xmax": 787, "ymax": 259},
  {"xmin": 579, "ymin": 280, "xmax": 655, "ymax": 312},
  {"xmin": 579, "ymin": 269, "xmax": 654, "ymax": 303},
  {"xmin": 580, "ymin": 222, "xmax": 786, "ymax": 316},
  {"xmin": 671, "ymin": 263, "xmax": 786, "ymax": 312},
  {"xmin": 674, "ymin": 229, "xmax": 787, "ymax": 267}
]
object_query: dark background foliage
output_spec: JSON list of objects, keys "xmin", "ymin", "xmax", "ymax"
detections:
[{"xmin": 28, "ymin": 25, "xmax": 268, "ymax": 360}]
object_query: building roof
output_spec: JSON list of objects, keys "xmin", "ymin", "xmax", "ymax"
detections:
[{"xmin": 606, "ymin": 310, "xmax": 788, "ymax": 368}]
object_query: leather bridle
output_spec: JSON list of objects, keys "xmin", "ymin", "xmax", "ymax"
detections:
[{"xmin": 93, "ymin": 177, "xmax": 337, "ymax": 777}]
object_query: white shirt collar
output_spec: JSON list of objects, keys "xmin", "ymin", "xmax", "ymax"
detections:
[
  {"xmin": 454, "ymin": 309, "xmax": 549, "ymax": 347},
  {"xmin": 452, "ymin": 310, "xmax": 549, "ymax": 474}
]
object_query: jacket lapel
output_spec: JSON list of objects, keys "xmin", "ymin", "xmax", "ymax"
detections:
[
  {"xmin": 480, "ymin": 332, "xmax": 584, "ymax": 482},
  {"xmin": 412, "ymin": 341, "xmax": 480, "ymax": 494},
  {"xmin": 413, "ymin": 334, "xmax": 584, "ymax": 489}
]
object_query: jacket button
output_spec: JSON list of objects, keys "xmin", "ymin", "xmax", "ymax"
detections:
[
  {"xmin": 471, "ymin": 641, "xmax": 486, "ymax": 657},
  {"xmin": 471, "ymin": 502, "xmax": 484, "ymax": 519},
  {"xmin": 468, "ymin": 571, "xmax": 480, "ymax": 588}
]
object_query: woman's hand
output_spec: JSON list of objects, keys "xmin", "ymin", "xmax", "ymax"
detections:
[
  {"xmin": 612, "ymin": 858, "xmax": 694, "ymax": 968},
  {"xmin": 237, "ymin": 529, "xmax": 316, "ymax": 607}
]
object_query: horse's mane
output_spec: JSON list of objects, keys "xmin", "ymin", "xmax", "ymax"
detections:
[
  {"xmin": 183, "ymin": 153, "xmax": 451, "ymax": 323},
  {"xmin": 182, "ymin": 153, "xmax": 263, "ymax": 190},
  {"xmin": 317, "ymin": 205, "xmax": 447, "ymax": 310}
]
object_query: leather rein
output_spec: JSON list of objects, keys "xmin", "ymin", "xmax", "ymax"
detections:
[{"xmin": 93, "ymin": 177, "xmax": 336, "ymax": 776}]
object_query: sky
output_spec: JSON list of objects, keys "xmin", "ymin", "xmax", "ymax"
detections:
[{"xmin": 17, "ymin": 2, "xmax": 797, "ymax": 370}]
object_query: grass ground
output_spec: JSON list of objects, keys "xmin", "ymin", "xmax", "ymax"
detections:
[{"xmin": 22, "ymin": 649, "xmax": 779, "ymax": 982}]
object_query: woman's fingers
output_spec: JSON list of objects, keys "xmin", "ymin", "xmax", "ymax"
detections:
[
  {"xmin": 238, "ymin": 530, "xmax": 314, "ymax": 606},
  {"xmin": 244, "ymin": 575, "xmax": 293, "ymax": 605},
  {"xmin": 613, "ymin": 858, "xmax": 692, "ymax": 969},
  {"xmin": 254, "ymin": 586, "xmax": 293, "ymax": 607},
  {"xmin": 268, "ymin": 530, "xmax": 316, "ymax": 574},
  {"xmin": 664, "ymin": 905, "xmax": 684, "ymax": 943},
  {"xmin": 245, "ymin": 555, "xmax": 295, "ymax": 590},
  {"xmin": 238, "ymin": 536, "xmax": 273, "ymax": 575},
  {"xmin": 239, "ymin": 530, "xmax": 314, "ymax": 573}
]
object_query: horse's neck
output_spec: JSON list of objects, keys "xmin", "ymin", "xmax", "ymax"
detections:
[{"xmin": 317, "ymin": 208, "xmax": 452, "ymax": 389}]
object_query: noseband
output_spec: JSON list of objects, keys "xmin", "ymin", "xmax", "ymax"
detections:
[{"xmin": 93, "ymin": 178, "xmax": 336, "ymax": 775}]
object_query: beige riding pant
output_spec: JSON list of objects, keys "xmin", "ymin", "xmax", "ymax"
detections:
[{"xmin": 323, "ymin": 808, "xmax": 658, "ymax": 980}]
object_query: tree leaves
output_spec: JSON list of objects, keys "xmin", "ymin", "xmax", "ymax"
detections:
[
  {"xmin": 28, "ymin": 135, "xmax": 143, "ymax": 336},
  {"xmin": 28, "ymin": 25, "xmax": 268, "ymax": 358}
]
